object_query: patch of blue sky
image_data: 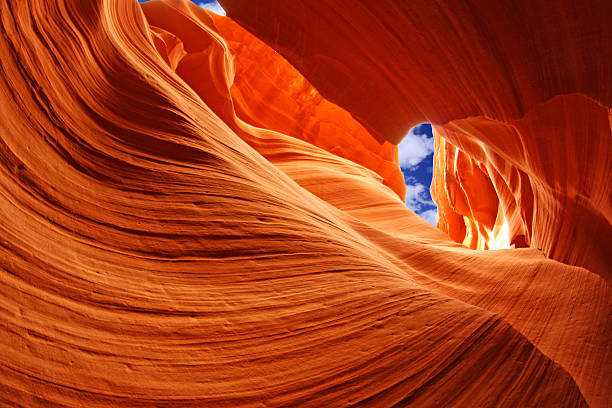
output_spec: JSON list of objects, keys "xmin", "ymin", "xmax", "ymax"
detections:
[
  {"xmin": 138, "ymin": 0, "xmax": 226, "ymax": 15},
  {"xmin": 398, "ymin": 124, "xmax": 438, "ymax": 226}
]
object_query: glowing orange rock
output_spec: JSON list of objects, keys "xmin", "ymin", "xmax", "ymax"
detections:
[
  {"xmin": 0, "ymin": 0, "xmax": 609, "ymax": 407},
  {"xmin": 220, "ymin": 0, "xmax": 612, "ymax": 281}
]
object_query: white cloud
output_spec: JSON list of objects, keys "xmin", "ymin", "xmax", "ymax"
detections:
[
  {"xmin": 400, "ymin": 124, "xmax": 438, "ymax": 226},
  {"xmin": 404, "ymin": 182, "xmax": 435, "ymax": 212},
  {"xmin": 198, "ymin": 1, "xmax": 226, "ymax": 15},
  {"xmin": 418, "ymin": 209, "xmax": 438, "ymax": 226},
  {"xmin": 405, "ymin": 182, "xmax": 438, "ymax": 225},
  {"xmin": 398, "ymin": 126, "xmax": 434, "ymax": 169}
]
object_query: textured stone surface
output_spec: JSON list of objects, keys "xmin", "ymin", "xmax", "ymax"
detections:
[
  {"xmin": 0, "ymin": 0, "xmax": 609, "ymax": 407},
  {"xmin": 221, "ymin": 0, "xmax": 612, "ymax": 281}
]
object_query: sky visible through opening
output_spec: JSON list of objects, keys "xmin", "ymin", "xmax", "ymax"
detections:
[
  {"xmin": 398, "ymin": 124, "xmax": 437, "ymax": 225},
  {"xmin": 140, "ymin": 1, "xmax": 437, "ymax": 226},
  {"xmin": 138, "ymin": 0, "xmax": 226, "ymax": 15}
]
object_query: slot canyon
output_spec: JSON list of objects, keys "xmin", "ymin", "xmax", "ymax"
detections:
[{"xmin": 0, "ymin": 0, "xmax": 610, "ymax": 406}]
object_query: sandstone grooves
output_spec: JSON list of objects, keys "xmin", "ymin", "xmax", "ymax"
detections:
[
  {"xmin": 0, "ymin": 0, "xmax": 609, "ymax": 407},
  {"xmin": 222, "ymin": 0, "xmax": 612, "ymax": 279}
]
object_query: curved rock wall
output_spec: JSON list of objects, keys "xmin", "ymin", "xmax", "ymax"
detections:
[
  {"xmin": 0, "ymin": 0, "xmax": 609, "ymax": 407},
  {"xmin": 220, "ymin": 0, "xmax": 612, "ymax": 281}
]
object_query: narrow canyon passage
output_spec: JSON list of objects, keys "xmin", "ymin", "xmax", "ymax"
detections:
[{"xmin": 0, "ymin": 1, "xmax": 610, "ymax": 407}]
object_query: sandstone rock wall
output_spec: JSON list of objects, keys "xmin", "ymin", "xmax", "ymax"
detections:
[{"xmin": 0, "ymin": 0, "xmax": 609, "ymax": 406}]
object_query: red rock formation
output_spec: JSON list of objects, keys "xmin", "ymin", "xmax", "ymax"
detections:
[
  {"xmin": 220, "ymin": 0, "xmax": 612, "ymax": 281},
  {"xmin": 0, "ymin": 0, "xmax": 609, "ymax": 407},
  {"xmin": 213, "ymin": 15, "xmax": 406, "ymax": 199}
]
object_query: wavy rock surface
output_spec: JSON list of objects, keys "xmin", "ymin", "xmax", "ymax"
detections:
[
  {"xmin": 0, "ymin": 0, "xmax": 609, "ymax": 407},
  {"xmin": 220, "ymin": 0, "xmax": 612, "ymax": 281}
]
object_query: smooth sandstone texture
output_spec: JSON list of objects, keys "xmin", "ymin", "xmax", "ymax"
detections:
[
  {"xmin": 0, "ymin": 0, "xmax": 609, "ymax": 407},
  {"xmin": 220, "ymin": 0, "xmax": 612, "ymax": 281}
]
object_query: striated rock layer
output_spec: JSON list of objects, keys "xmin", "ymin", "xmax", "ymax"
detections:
[
  {"xmin": 0, "ymin": 0, "xmax": 609, "ymax": 407},
  {"xmin": 221, "ymin": 0, "xmax": 612, "ymax": 281}
]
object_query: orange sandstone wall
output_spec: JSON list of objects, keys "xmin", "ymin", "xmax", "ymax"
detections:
[
  {"xmin": 220, "ymin": 0, "xmax": 612, "ymax": 281},
  {"xmin": 0, "ymin": 0, "xmax": 609, "ymax": 407},
  {"xmin": 213, "ymin": 15, "xmax": 406, "ymax": 199}
]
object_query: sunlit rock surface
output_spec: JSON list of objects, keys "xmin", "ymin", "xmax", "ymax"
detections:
[
  {"xmin": 0, "ymin": 0, "xmax": 609, "ymax": 407},
  {"xmin": 221, "ymin": 0, "xmax": 612, "ymax": 282}
]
